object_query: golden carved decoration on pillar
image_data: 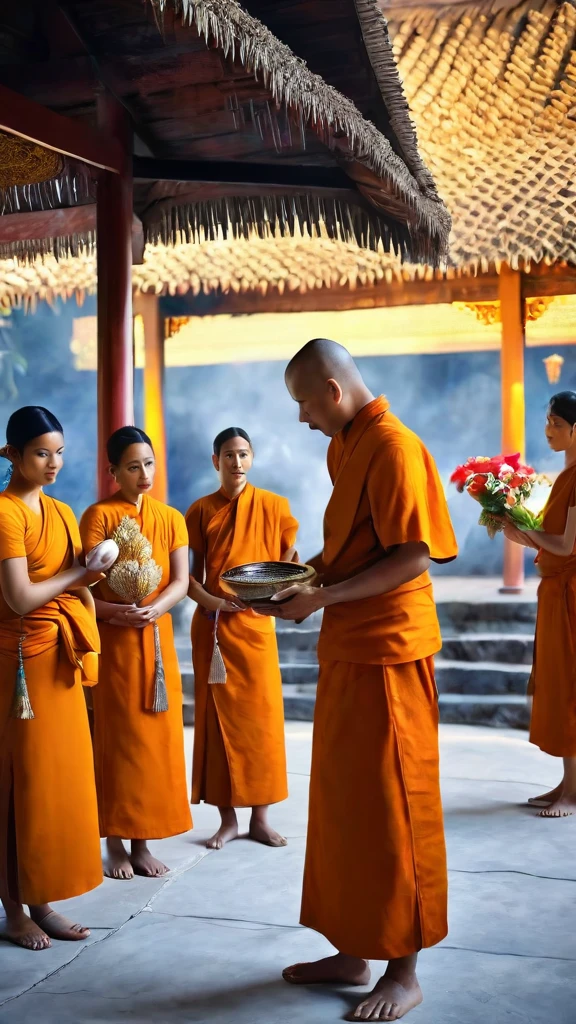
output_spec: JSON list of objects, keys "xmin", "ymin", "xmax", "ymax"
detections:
[
  {"xmin": 164, "ymin": 316, "xmax": 190, "ymax": 340},
  {"xmin": 0, "ymin": 130, "xmax": 63, "ymax": 188},
  {"xmin": 453, "ymin": 297, "xmax": 555, "ymax": 326}
]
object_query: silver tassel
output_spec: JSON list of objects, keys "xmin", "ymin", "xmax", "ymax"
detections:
[
  {"xmin": 208, "ymin": 610, "xmax": 227, "ymax": 684},
  {"xmin": 10, "ymin": 631, "xmax": 34, "ymax": 720},
  {"xmin": 151, "ymin": 621, "xmax": 169, "ymax": 712}
]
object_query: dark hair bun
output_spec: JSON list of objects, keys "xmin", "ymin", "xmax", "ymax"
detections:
[
  {"xmin": 5, "ymin": 406, "xmax": 63, "ymax": 453},
  {"xmin": 107, "ymin": 426, "xmax": 153, "ymax": 465},
  {"xmin": 213, "ymin": 427, "xmax": 252, "ymax": 456},
  {"xmin": 549, "ymin": 391, "xmax": 576, "ymax": 428}
]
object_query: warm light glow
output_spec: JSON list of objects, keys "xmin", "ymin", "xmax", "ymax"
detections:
[
  {"xmin": 543, "ymin": 353, "xmax": 564, "ymax": 384},
  {"xmin": 68, "ymin": 295, "xmax": 576, "ymax": 370}
]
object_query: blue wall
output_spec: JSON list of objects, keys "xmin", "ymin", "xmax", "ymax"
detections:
[{"xmin": 2, "ymin": 297, "xmax": 574, "ymax": 575}]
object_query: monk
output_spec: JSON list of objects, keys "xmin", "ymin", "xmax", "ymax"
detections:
[
  {"xmin": 259, "ymin": 340, "xmax": 458, "ymax": 1022},
  {"xmin": 0, "ymin": 406, "xmax": 109, "ymax": 951},
  {"xmin": 186, "ymin": 427, "xmax": 298, "ymax": 850},
  {"xmin": 504, "ymin": 390, "xmax": 576, "ymax": 818},
  {"xmin": 80, "ymin": 426, "xmax": 192, "ymax": 881}
]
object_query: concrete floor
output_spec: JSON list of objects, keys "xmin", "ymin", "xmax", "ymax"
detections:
[{"xmin": 1, "ymin": 723, "xmax": 575, "ymax": 1024}]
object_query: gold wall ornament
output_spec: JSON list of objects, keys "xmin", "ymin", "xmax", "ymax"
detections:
[
  {"xmin": 165, "ymin": 316, "xmax": 190, "ymax": 340},
  {"xmin": 453, "ymin": 301, "xmax": 502, "ymax": 326},
  {"xmin": 0, "ymin": 130, "xmax": 63, "ymax": 188},
  {"xmin": 453, "ymin": 297, "xmax": 555, "ymax": 327},
  {"xmin": 526, "ymin": 297, "xmax": 555, "ymax": 323},
  {"xmin": 543, "ymin": 353, "xmax": 564, "ymax": 385}
]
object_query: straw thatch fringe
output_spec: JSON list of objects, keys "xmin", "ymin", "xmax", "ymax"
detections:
[
  {"xmin": 353, "ymin": 0, "xmax": 440, "ymax": 198},
  {"xmin": 152, "ymin": 0, "xmax": 450, "ymax": 264},
  {"xmin": 0, "ymin": 233, "xmax": 96, "ymax": 263},
  {"xmin": 144, "ymin": 193, "xmax": 416, "ymax": 262}
]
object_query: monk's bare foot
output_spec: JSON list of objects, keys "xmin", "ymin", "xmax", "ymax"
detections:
[
  {"xmin": 2, "ymin": 909, "xmax": 51, "ymax": 950},
  {"xmin": 345, "ymin": 973, "xmax": 423, "ymax": 1021},
  {"xmin": 104, "ymin": 837, "xmax": 134, "ymax": 880},
  {"xmin": 538, "ymin": 791, "xmax": 576, "ymax": 817},
  {"xmin": 528, "ymin": 784, "xmax": 563, "ymax": 806},
  {"xmin": 206, "ymin": 822, "xmax": 239, "ymax": 850},
  {"xmin": 283, "ymin": 953, "xmax": 371, "ymax": 986},
  {"xmin": 130, "ymin": 841, "xmax": 169, "ymax": 877},
  {"xmin": 30, "ymin": 909, "xmax": 90, "ymax": 942},
  {"xmin": 249, "ymin": 820, "xmax": 287, "ymax": 847}
]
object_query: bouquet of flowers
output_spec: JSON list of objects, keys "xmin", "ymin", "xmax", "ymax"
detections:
[{"xmin": 450, "ymin": 453, "xmax": 550, "ymax": 538}]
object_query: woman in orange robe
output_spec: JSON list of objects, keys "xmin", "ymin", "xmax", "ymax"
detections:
[
  {"xmin": 504, "ymin": 390, "xmax": 576, "ymax": 818},
  {"xmin": 80, "ymin": 426, "xmax": 192, "ymax": 881},
  {"xmin": 0, "ymin": 406, "xmax": 106, "ymax": 951},
  {"xmin": 186, "ymin": 427, "xmax": 298, "ymax": 851}
]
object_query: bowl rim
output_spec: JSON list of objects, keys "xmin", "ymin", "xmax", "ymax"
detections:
[{"xmin": 220, "ymin": 561, "xmax": 316, "ymax": 589}]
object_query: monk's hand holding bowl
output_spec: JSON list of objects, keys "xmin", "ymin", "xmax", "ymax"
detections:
[
  {"xmin": 219, "ymin": 597, "xmax": 246, "ymax": 613},
  {"xmin": 257, "ymin": 584, "xmax": 325, "ymax": 622}
]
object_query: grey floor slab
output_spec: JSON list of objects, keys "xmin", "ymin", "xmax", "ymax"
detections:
[{"xmin": 1, "ymin": 723, "xmax": 574, "ymax": 1024}]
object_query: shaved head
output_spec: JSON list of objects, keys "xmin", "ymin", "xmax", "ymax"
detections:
[
  {"xmin": 285, "ymin": 338, "xmax": 374, "ymax": 437},
  {"xmin": 286, "ymin": 338, "xmax": 363, "ymax": 387}
]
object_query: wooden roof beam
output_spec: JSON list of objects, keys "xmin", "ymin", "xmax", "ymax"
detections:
[
  {"xmin": 0, "ymin": 206, "xmax": 145, "ymax": 265},
  {"xmin": 133, "ymin": 157, "xmax": 352, "ymax": 190},
  {"xmin": 0, "ymin": 84, "xmax": 124, "ymax": 173}
]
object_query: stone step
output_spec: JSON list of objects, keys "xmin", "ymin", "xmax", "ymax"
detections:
[
  {"xmin": 180, "ymin": 659, "xmax": 530, "ymax": 697},
  {"xmin": 182, "ymin": 686, "xmax": 530, "ymax": 729},
  {"xmin": 441, "ymin": 634, "xmax": 533, "ymax": 664},
  {"xmin": 435, "ymin": 660, "xmax": 529, "ymax": 694},
  {"xmin": 436, "ymin": 600, "xmax": 537, "ymax": 635}
]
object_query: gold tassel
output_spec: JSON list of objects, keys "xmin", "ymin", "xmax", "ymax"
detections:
[
  {"xmin": 11, "ymin": 631, "xmax": 34, "ymax": 720},
  {"xmin": 208, "ymin": 610, "xmax": 227, "ymax": 684},
  {"xmin": 151, "ymin": 622, "xmax": 169, "ymax": 712}
]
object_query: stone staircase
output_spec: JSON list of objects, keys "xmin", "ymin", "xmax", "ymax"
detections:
[{"xmin": 174, "ymin": 578, "xmax": 538, "ymax": 729}]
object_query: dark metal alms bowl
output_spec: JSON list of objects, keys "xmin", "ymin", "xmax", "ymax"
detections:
[{"xmin": 220, "ymin": 561, "xmax": 316, "ymax": 605}]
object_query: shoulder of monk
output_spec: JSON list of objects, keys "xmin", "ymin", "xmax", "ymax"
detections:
[
  {"xmin": 251, "ymin": 486, "xmax": 289, "ymax": 509},
  {"xmin": 185, "ymin": 491, "xmax": 217, "ymax": 519},
  {"xmin": 49, "ymin": 496, "xmax": 76, "ymax": 520}
]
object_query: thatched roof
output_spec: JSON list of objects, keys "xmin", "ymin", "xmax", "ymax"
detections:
[
  {"xmin": 0, "ymin": 232, "xmax": 413, "ymax": 311},
  {"xmin": 383, "ymin": 0, "xmax": 576, "ymax": 270},
  {"xmin": 0, "ymin": 0, "xmax": 449, "ymax": 266}
]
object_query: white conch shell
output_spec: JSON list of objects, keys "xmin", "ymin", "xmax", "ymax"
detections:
[{"xmin": 86, "ymin": 539, "xmax": 120, "ymax": 573}]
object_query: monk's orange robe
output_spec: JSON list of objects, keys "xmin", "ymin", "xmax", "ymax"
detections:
[
  {"xmin": 0, "ymin": 492, "xmax": 102, "ymax": 905},
  {"xmin": 186, "ymin": 483, "xmax": 298, "ymax": 807},
  {"xmin": 530, "ymin": 464, "xmax": 576, "ymax": 757},
  {"xmin": 80, "ymin": 494, "xmax": 192, "ymax": 839},
  {"xmin": 301, "ymin": 396, "xmax": 458, "ymax": 960}
]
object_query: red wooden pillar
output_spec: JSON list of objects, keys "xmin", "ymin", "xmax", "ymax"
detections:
[
  {"xmin": 96, "ymin": 94, "xmax": 134, "ymax": 498},
  {"xmin": 499, "ymin": 264, "xmax": 526, "ymax": 593},
  {"xmin": 135, "ymin": 293, "xmax": 168, "ymax": 502}
]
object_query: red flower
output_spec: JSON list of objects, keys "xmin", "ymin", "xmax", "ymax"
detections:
[{"xmin": 467, "ymin": 474, "xmax": 489, "ymax": 496}]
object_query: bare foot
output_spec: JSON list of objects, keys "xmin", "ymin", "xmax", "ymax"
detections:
[
  {"xmin": 31, "ymin": 910, "xmax": 90, "ymax": 942},
  {"xmin": 249, "ymin": 820, "xmax": 287, "ymax": 847},
  {"xmin": 538, "ymin": 792, "xmax": 576, "ymax": 817},
  {"xmin": 283, "ymin": 953, "xmax": 371, "ymax": 986},
  {"xmin": 345, "ymin": 973, "xmax": 423, "ymax": 1021},
  {"xmin": 528, "ymin": 784, "xmax": 563, "ymax": 807},
  {"xmin": 206, "ymin": 821, "xmax": 239, "ymax": 850},
  {"xmin": 2, "ymin": 909, "xmax": 51, "ymax": 951},
  {"xmin": 130, "ymin": 844, "xmax": 169, "ymax": 877},
  {"xmin": 104, "ymin": 840, "xmax": 134, "ymax": 880}
]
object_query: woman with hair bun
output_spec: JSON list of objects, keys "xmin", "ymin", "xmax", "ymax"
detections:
[
  {"xmin": 186, "ymin": 427, "xmax": 298, "ymax": 850},
  {"xmin": 0, "ymin": 406, "xmax": 108, "ymax": 950},
  {"xmin": 505, "ymin": 390, "xmax": 576, "ymax": 817},
  {"xmin": 80, "ymin": 426, "xmax": 191, "ymax": 881}
]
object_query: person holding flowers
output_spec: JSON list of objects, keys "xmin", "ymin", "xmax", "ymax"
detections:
[
  {"xmin": 503, "ymin": 392, "xmax": 576, "ymax": 818},
  {"xmin": 80, "ymin": 427, "xmax": 192, "ymax": 880}
]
